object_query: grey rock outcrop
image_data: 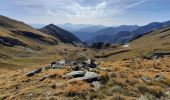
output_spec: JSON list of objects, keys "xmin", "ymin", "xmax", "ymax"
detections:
[
  {"xmin": 68, "ymin": 71, "xmax": 100, "ymax": 83},
  {"xmin": 25, "ymin": 68, "xmax": 42, "ymax": 77},
  {"xmin": 66, "ymin": 71, "xmax": 85, "ymax": 78}
]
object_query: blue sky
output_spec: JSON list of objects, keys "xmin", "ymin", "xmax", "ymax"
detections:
[{"xmin": 0, "ymin": 0, "xmax": 170, "ymax": 26}]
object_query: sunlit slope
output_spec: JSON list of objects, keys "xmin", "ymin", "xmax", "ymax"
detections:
[
  {"xmin": 130, "ymin": 26, "xmax": 170, "ymax": 52},
  {"xmin": 0, "ymin": 15, "xmax": 59, "ymax": 50}
]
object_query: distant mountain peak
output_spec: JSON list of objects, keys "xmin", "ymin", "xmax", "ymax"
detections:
[
  {"xmin": 40, "ymin": 24, "xmax": 82, "ymax": 44},
  {"xmin": 48, "ymin": 23, "xmax": 56, "ymax": 27},
  {"xmin": 45, "ymin": 23, "xmax": 58, "ymax": 29}
]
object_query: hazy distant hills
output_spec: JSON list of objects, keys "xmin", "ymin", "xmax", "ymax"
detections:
[
  {"xmin": 29, "ymin": 20, "xmax": 170, "ymax": 46},
  {"xmin": 40, "ymin": 24, "xmax": 81, "ymax": 44},
  {"xmin": 87, "ymin": 21, "xmax": 170, "ymax": 44},
  {"xmin": 58, "ymin": 23, "xmax": 105, "ymax": 32},
  {"xmin": 89, "ymin": 31, "xmax": 132, "ymax": 44},
  {"xmin": 71, "ymin": 25, "xmax": 106, "ymax": 41},
  {"xmin": 87, "ymin": 25, "xmax": 139, "ymax": 43},
  {"xmin": 0, "ymin": 15, "xmax": 82, "ymax": 50},
  {"xmin": 58, "ymin": 23, "xmax": 139, "ymax": 42},
  {"xmin": 130, "ymin": 21, "xmax": 170, "ymax": 39},
  {"xmin": 58, "ymin": 23, "xmax": 106, "ymax": 41}
]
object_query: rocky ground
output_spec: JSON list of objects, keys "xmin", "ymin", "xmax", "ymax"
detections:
[{"xmin": 0, "ymin": 56, "xmax": 170, "ymax": 100}]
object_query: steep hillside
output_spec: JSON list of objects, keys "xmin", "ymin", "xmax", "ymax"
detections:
[
  {"xmin": 130, "ymin": 26, "xmax": 170, "ymax": 51},
  {"xmin": 40, "ymin": 24, "xmax": 81, "ymax": 44},
  {"xmin": 0, "ymin": 15, "xmax": 58, "ymax": 50},
  {"xmin": 0, "ymin": 15, "xmax": 82, "ymax": 70}
]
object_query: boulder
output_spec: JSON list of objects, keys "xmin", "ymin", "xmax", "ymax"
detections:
[
  {"xmin": 83, "ymin": 72, "xmax": 100, "ymax": 82},
  {"xmin": 25, "ymin": 68, "xmax": 42, "ymax": 77},
  {"xmin": 68, "ymin": 71, "xmax": 100, "ymax": 83},
  {"xmin": 66, "ymin": 71, "xmax": 85, "ymax": 78}
]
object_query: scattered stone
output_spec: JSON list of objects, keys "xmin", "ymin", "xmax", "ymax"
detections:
[
  {"xmin": 71, "ymin": 66, "xmax": 80, "ymax": 71},
  {"xmin": 113, "ymin": 85, "xmax": 123, "ymax": 92},
  {"xmin": 85, "ymin": 59, "xmax": 97, "ymax": 68},
  {"xmin": 69, "ymin": 71, "xmax": 100, "ymax": 83},
  {"xmin": 155, "ymin": 74, "xmax": 165, "ymax": 81},
  {"xmin": 58, "ymin": 59, "xmax": 66, "ymax": 65},
  {"xmin": 50, "ymin": 59, "xmax": 66, "ymax": 69},
  {"xmin": 165, "ymin": 89, "xmax": 170, "ymax": 98},
  {"xmin": 91, "ymin": 81, "xmax": 101, "ymax": 91},
  {"xmin": 138, "ymin": 94, "xmax": 156, "ymax": 100},
  {"xmin": 85, "ymin": 59, "xmax": 94, "ymax": 64},
  {"xmin": 66, "ymin": 71, "xmax": 85, "ymax": 78},
  {"xmin": 141, "ymin": 76, "xmax": 151, "ymax": 82},
  {"xmin": 25, "ymin": 68, "xmax": 42, "ymax": 77},
  {"xmin": 52, "ymin": 64, "xmax": 64, "ymax": 69}
]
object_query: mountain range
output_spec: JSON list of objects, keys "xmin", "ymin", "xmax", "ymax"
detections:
[
  {"xmin": 1, "ymin": 15, "xmax": 170, "ymax": 49},
  {"xmin": 87, "ymin": 21, "xmax": 170, "ymax": 44}
]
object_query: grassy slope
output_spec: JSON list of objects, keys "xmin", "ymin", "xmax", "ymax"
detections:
[
  {"xmin": 0, "ymin": 43, "xmax": 80, "ymax": 70},
  {"xmin": 0, "ymin": 15, "xmax": 65, "ymax": 69},
  {"xmin": 130, "ymin": 27, "xmax": 170, "ymax": 52},
  {"xmin": 0, "ymin": 15, "xmax": 59, "ymax": 49},
  {"xmin": 90, "ymin": 27, "xmax": 170, "ymax": 61}
]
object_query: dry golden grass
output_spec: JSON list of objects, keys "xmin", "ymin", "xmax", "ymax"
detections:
[
  {"xmin": 64, "ymin": 80, "xmax": 90, "ymax": 96},
  {"xmin": 44, "ymin": 69, "xmax": 67, "ymax": 77},
  {"xmin": 0, "ymin": 57, "xmax": 170, "ymax": 99}
]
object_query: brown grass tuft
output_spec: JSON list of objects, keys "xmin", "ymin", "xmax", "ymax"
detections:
[{"xmin": 64, "ymin": 80, "xmax": 90, "ymax": 96}]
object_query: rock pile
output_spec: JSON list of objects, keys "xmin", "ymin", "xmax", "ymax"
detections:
[
  {"xmin": 25, "ymin": 59, "xmax": 98, "ymax": 77},
  {"xmin": 25, "ymin": 59, "xmax": 103, "ymax": 90}
]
